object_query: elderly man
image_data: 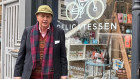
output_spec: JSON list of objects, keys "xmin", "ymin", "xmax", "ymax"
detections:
[{"xmin": 14, "ymin": 5, "xmax": 68, "ymax": 79}]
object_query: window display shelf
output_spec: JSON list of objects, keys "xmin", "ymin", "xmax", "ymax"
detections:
[
  {"xmin": 119, "ymin": 22, "xmax": 132, "ymax": 26},
  {"xmin": 85, "ymin": 60, "xmax": 111, "ymax": 67},
  {"xmin": 69, "ymin": 58, "xmax": 86, "ymax": 61},
  {"xmin": 85, "ymin": 44, "xmax": 107, "ymax": 46},
  {"xmin": 99, "ymin": 33, "xmax": 132, "ymax": 36},
  {"xmin": 67, "ymin": 40, "xmax": 109, "ymax": 79},
  {"xmin": 84, "ymin": 60, "xmax": 112, "ymax": 79},
  {"xmin": 70, "ymin": 77, "xmax": 83, "ymax": 79},
  {"xmin": 86, "ymin": 75, "xmax": 102, "ymax": 78},
  {"xmin": 68, "ymin": 44, "xmax": 107, "ymax": 62}
]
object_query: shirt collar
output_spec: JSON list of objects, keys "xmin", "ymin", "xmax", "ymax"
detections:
[{"xmin": 39, "ymin": 25, "xmax": 50, "ymax": 33}]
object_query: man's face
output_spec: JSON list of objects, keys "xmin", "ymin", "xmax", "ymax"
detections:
[{"xmin": 36, "ymin": 13, "xmax": 52, "ymax": 28}]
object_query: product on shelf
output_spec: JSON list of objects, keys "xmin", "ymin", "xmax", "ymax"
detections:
[
  {"xmin": 118, "ymin": 13, "xmax": 123, "ymax": 23},
  {"xmin": 70, "ymin": 37, "xmax": 82, "ymax": 44},
  {"xmin": 92, "ymin": 39, "xmax": 98, "ymax": 44},
  {"xmin": 78, "ymin": 51, "xmax": 83, "ymax": 58},
  {"xmin": 118, "ymin": 13, "xmax": 132, "ymax": 24},
  {"xmin": 127, "ymin": 14, "xmax": 132, "ymax": 23},
  {"xmin": 89, "ymin": 31, "xmax": 95, "ymax": 38},
  {"xmin": 84, "ymin": 38, "xmax": 89, "ymax": 44},
  {"xmin": 69, "ymin": 61, "xmax": 85, "ymax": 79},
  {"xmin": 126, "ymin": 29, "xmax": 132, "ymax": 34},
  {"xmin": 86, "ymin": 51, "xmax": 92, "ymax": 58},
  {"xmin": 70, "ymin": 51, "xmax": 77, "ymax": 59},
  {"xmin": 117, "ymin": 68, "xmax": 127, "ymax": 79},
  {"xmin": 123, "ymin": 14, "xmax": 127, "ymax": 23},
  {"xmin": 99, "ymin": 35, "xmax": 108, "ymax": 44},
  {"xmin": 70, "ymin": 51, "xmax": 84, "ymax": 60},
  {"xmin": 124, "ymin": 35, "xmax": 131, "ymax": 48},
  {"xmin": 113, "ymin": 59, "xmax": 124, "ymax": 70}
]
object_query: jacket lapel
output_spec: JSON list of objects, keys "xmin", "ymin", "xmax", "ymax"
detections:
[{"xmin": 53, "ymin": 26, "xmax": 56, "ymax": 53}]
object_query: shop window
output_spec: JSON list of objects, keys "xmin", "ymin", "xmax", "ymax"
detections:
[{"xmin": 57, "ymin": 0, "xmax": 132, "ymax": 79}]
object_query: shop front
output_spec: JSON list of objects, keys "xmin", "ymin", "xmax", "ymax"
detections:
[
  {"xmin": 0, "ymin": 0, "xmax": 135, "ymax": 79},
  {"xmin": 57, "ymin": 0, "xmax": 132, "ymax": 79}
]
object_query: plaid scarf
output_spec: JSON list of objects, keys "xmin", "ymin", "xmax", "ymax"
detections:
[{"xmin": 30, "ymin": 22, "xmax": 54, "ymax": 79}]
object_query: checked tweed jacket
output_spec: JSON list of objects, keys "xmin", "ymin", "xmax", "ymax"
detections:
[{"xmin": 14, "ymin": 25, "xmax": 68, "ymax": 79}]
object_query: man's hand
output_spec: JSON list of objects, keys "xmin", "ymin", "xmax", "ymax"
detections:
[
  {"xmin": 61, "ymin": 76, "xmax": 67, "ymax": 79},
  {"xmin": 14, "ymin": 77, "xmax": 21, "ymax": 79}
]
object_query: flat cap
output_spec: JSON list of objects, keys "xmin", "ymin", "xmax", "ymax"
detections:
[{"xmin": 35, "ymin": 5, "xmax": 53, "ymax": 16}]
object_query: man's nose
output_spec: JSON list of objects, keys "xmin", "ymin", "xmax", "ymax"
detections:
[{"xmin": 44, "ymin": 16, "xmax": 48, "ymax": 20}]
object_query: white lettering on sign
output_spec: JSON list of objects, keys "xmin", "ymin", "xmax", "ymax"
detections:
[
  {"xmin": 93, "ymin": 23, "xmax": 97, "ymax": 30},
  {"xmin": 88, "ymin": 23, "xmax": 92, "ymax": 30},
  {"xmin": 57, "ymin": 23, "xmax": 117, "ymax": 31},
  {"xmin": 111, "ymin": 23, "xmax": 117, "ymax": 30},
  {"xmin": 99, "ymin": 23, "xmax": 103, "ymax": 30},
  {"xmin": 104, "ymin": 23, "xmax": 109, "ymax": 30}
]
